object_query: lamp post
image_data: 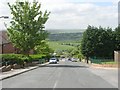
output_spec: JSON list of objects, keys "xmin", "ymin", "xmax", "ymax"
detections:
[{"xmin": 0, "ymin": 16, "xmax": 9, "ymax": 54}]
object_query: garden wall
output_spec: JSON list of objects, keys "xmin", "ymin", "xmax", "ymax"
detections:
[{"xmin": 114, "ymin": 51, "xmax": 120, "ymax": 62}]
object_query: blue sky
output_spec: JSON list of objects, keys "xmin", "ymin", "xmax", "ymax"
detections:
[
  {"xmin": 0, "ymin": 0, "xmax": 119, "ymax": 30},
  {"xmin": 63, "ymin": 0, "xmax": 116, "ymax": 7},
  {"xmin": 89, "ymin": 2, "xmax": 113, "ymax": 6}
]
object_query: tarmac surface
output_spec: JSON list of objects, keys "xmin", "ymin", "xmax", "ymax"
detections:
[{"xmin": 1, "ymin": 59, "xmax": 118, "ymax": 88}]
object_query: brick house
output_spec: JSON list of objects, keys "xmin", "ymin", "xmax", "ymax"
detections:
[
  {"xmin": 0, "ymin": 31, "xmax": 33, "ymax": 54},
  {"xmin": 0, "ymin": 31, "xmax": 17, "ymax": 54}
]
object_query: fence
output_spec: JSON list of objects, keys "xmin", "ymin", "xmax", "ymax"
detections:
[{"xmin": 89, "ymin": 57, "xmax": 114, "ymax": 64}]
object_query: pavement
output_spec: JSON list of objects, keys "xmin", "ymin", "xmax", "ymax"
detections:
[
  {"xmin": 89, "ymin": 65, "xmax": 118, "ymax": 88},
  {"xmin": 1, "ymin": 60, "xmax": 118, "ymax": 88},
  {"xmin": 0, "ymin": 62, "xmax": 49, "ymax": 80}
]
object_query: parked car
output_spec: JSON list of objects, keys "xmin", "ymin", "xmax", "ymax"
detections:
[
  {"xmin": 49, "ymin": 58, "xmax": 57, "ymax": 64},
  {"xmin": 68, "ymin": 58, "xmax": 71, "ymax": 61},
  {"xmin": 71, "ymin": 58, "xmax": 78, "ymax": 62}
]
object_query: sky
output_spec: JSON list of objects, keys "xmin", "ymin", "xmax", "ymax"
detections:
[{"xmin": 0, "ymin": 0, "xmax": 119, "ymax": 30}]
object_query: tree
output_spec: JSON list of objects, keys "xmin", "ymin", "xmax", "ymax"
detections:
[
  {"xmin": 114, "ymin": 25, "xmax": 120, "ymax": 50},
  {"xmin": 81, "ymin": 25, "xmax": 114, "ymax": 63},
  {"xmin": 81, "ymin": 25, "xmax": 96, "ymax": 63},
  {"xmin": 34, "ymin": 40, "xmax": 54, "ymax": 55},
  {"xmin": 70, "ymin": 45, "xmax": 84, "ymax": 61},
  {"xmin": 93, "ymin": 27, "xmax": 114, "ymax": 58},
  {"xmin": 7, "ymin": 1, "xmax": 50, "ymax": 55}
]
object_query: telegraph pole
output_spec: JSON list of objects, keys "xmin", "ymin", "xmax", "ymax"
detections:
[{"xmin": 0, "ymin": 16, "xmax": 9, "ymax": 54}]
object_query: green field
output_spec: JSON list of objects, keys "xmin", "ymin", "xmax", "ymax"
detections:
[
  {"xmin": 47, "ymin": 29, "xmax": 81, "ymax": 55},
  {"xmin": 48, "ymin": 41, "xmax": 76, "ymax": 52}
]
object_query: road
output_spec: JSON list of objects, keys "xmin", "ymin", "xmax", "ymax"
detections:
[{"xmin": 2, "ymin": 59, "xmax": 118, "ymax": 88}]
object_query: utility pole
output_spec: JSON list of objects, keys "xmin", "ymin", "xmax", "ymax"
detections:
[{"xmin": 0, "ymin": 16, "xmax": 9, "ymax": 54}]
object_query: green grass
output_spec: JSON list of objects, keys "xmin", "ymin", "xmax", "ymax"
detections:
[
  {"xmin": 48, "ymin": 41, "xmax": 76, "ymax": 52},
  {"xmin": 101, "ymin": 61, "xmax": 118, "ymax": 64}
]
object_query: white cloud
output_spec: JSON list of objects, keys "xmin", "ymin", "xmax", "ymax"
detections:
[
  {"xmin": 0, "ymin": 0, "xmax": 118, "ymax": 30},
  {"xmin": 45, "ymin": 1, "xmax": 118, "ymax": 29}
]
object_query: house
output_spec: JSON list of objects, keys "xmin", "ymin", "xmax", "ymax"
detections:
[
  {"xmin": 0, "ymin": 30, "xmax": 17, "ymax": 54},
  {"xmin": 0, "ymin": 30, "xmax": 33, "ymax": 54}
]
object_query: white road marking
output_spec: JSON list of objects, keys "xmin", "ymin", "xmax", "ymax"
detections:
[
  {"xmin": 53, "ymin": 80, "xmax": 58, "ymax": 89},
  {"xmin": 53, "ymin": 68, "xmax": 62, "ymax": 89}
]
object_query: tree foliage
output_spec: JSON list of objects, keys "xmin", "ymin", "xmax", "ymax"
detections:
[
  {"xmin": 81, "ymin": 25, "xmax": 117, "ymax": 60},
  {"xmin": 34, "ymin": 40, "xmax": 54, "ymax": 55},
  {"xmin": 114, "ymin": 25, "xmax": 120, "ymax": 50},
  {"xmin": 7, "ymin": 1, "xmax": 50, "ymax": 54}
]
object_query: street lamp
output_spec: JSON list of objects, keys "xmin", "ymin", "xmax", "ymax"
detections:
[{"xmin": 0, "ymin": 16, "xmax": 9, "ymax": 54}]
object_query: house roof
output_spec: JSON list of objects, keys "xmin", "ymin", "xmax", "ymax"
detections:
[{"xmin": 0, "ymin": 30, "xmax": 11, "ymax": 44}]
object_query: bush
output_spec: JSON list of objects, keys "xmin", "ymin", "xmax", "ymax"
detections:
[
  {"xmin": 1, "ymin": 54, "xmax": 47, "ymax": 66},
  {"xmin": 30, "ymin": 54, "xmax": 48, "ymax": 63},
  {"xmin": 2, "ymin": 54, "xmax": 16, "ymax": 65},
  {"xmin": 30, "ymin": 54, "xmax": 46, "ymax": 60},
  {"xmin": 1, "ymin": 54, "xmax": 31, "ymax": 65}
]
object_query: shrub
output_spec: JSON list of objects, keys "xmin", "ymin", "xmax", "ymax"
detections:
[
  {"xmin": 0, "ymin": 54, "xmax": 46, "ymax": 66},
  {"xmin": 1, "ymin": 54, "xmax": 20, "ymax": 66},
  {"xmin": 1, "ymin": 54, "xmax": 47, "ymax": 66},
  {"xmin": 30, "ymin": 54, "xmax": 46, "ymax": 62},
  {"xmin": 20, "ymin": 56, "xmax": 31, "ymax": 63},
  {"xmin": 1, "ymin": 54, "xmax": 30, "ymax": 66}
]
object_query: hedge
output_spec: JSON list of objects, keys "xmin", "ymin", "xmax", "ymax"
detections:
[
  {"xmin": 0, "ymin": 54, "xmax": 47, "ymax": 66},
  {"xmin": 30, "ymin": 54, "xmax": 46, "ymax": 60},
  {"xmin": 1, "ymin": 54, "xmax": 27, "ymax": 66}
]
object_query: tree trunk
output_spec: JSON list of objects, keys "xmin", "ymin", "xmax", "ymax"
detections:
[
  {"xmin": 23, "ymin": 50, "xmax": 30, "ymax": 56},
  {"xmin": 86, "ymin": 57, "xmax": 89, "ymax": 64}
]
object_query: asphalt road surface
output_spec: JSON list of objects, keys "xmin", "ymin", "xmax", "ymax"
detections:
[{"xmin": 2, "ymin": 59, "xmax": 118, "ymax": 88}]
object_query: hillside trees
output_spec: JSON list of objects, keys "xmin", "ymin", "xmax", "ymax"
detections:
[{"xmin": 7, "ymin": 1, "xmax": 50, "ymax": 55}]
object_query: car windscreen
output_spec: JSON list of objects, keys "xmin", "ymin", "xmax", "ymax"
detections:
[{"xmin": 50, "ymin": 58, "xmax": 56, "ymax": 60}]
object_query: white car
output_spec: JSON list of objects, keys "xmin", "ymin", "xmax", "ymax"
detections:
[
  {"xmin": 49, "ymin": 58, "xmax": 57, "ymax": 64},
  {"xmin": 71, "ymin": 58, "xmax": 78, "ymax": 62}
]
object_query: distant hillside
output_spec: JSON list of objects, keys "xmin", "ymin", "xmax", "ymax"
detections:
[
  {"xmin": 48, "ymin": 32, "xmax": 83, "ymax": 41},
  {"xmin": 47, "ymin": 29, "xmax": 85, "ymax": 34}
]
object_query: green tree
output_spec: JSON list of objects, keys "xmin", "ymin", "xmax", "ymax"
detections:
[
  {"xmin": 94, "ymin": 27, "xmax": 114, "ymax": 58},
  {"xmin": 81, "ymin": 25, "xmax": 114, "ymax": 63},
  {"xmin": 7, "ymin": 1, "xmax": 50, "ymax": 55},
  {"xmin": 114, "ymin": 25, "xmax": 120, "ymax": 50},
  {"xmin": 34, "ymin": 40, "xmax": 54, "ymax": 55},
  {"xmin": 81, "ymin": 25, "xmax": 96, "ymax": 63}
]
